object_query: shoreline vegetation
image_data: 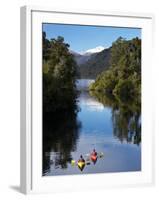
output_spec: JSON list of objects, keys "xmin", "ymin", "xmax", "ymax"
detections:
[
  {"xmin": 43, "ymin": 32, "xmax": 79, "ymax": 114},
  {"xmin": 89, "ymin": 37, "xmax": 141, "ymax": 145},
  {"xmin": 89, "ymin": 37, "xmax": 141, "ymax": 105},
  {"xmin": 42, "ymin": 32, "xmax": 80, "ymax": 173}
]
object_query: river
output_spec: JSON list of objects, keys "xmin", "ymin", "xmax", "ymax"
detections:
[{"xmin": 43, "ymin": 79, "xmax": 141, "ymax": 176}]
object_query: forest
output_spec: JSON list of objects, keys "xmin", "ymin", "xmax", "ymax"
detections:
[
  {"xmin": 43, "ymin": 32, "xmax": 78, "ymax": 114},
  {"xmin": 89, "ymin": 37, "xmax": 141, "ymax": 104}
]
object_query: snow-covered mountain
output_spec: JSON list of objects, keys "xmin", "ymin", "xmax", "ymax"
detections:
[
  {"xmin": 81, "ymin": 46, "xmax": 105, "ymax": 55},
  {"xmin": 70, "ymin": 46, "xmax": 106, "ymax": 65}
]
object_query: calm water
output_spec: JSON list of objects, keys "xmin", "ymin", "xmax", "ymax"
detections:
[{"xmin": 43, "ymin": 79, "xmax": 141, "ymax": 176}]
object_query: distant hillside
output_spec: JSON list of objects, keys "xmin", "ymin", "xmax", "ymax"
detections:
[
  {"xmin": 75, "ymin": 48, "xmax": 111, "ymax": 79},
  {"xmin": 70, "ymin": 50, "xmax": 98, "ymax": 66}
]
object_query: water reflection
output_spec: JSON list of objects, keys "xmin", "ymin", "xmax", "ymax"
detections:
[
  {"xmin": 43, "ymin": 111, "xmax": 81, "ymax": 175},
  {"xmin": 89, "ymin": 90, "xmax": 141, "ymax": 145}
]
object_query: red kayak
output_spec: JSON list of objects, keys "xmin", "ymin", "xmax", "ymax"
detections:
[{"xmin": 90, "ymin": 154, "xmax": 97, "ymax": 161}]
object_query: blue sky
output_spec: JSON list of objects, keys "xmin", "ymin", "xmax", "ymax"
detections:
[{"xmin": 43, "ymin": 23, "xmax": 141, "ymax": 53}]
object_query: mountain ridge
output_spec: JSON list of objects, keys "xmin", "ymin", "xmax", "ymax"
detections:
[
  {"xmin": 70, "ymin": 45, "xmax": 106, "ymax": 56},
  {"xmin": 70, "ymin": 49, "xmax": 97, "ymax": 65},
  {"xmin": 70, "ymin": 47, "xmax": 111, "ymax": 79}
]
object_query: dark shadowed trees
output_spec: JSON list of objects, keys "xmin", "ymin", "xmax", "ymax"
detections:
[{"xmin": 43, "ymin": 33, "xmax": 78, "ymax": 113}]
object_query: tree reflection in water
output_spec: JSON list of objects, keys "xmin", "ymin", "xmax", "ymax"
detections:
[
  {"xmin": 89, "ymin": 90, "xmax": 141, "ymax": 145},
  {"xmin": 43, "ymin": 110, "xmax": 81, "ymax": 175}
]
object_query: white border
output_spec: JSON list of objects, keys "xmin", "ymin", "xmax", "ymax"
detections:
[{"xmin": 20, "ymin": 6, "xmax": 154, "ymax": 194}]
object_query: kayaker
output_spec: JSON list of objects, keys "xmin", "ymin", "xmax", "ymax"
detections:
[
  {"xmin": 78, "ymin": 155, "xmax": 85, "ymax": 163},
  {"xmin": 91, "ymin": 149, "xmax": 97, "ymax": 156}
]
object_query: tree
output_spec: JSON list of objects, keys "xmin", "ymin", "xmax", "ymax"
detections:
[
  {"xmin": 42, "ymin": 34, "xmax": 78, "ymax": 113},
  {"xmin": 43, "ymin": 32, "xmax": 51, "ymax": 61},
  {"xmin": 89, "ymin": 37, "xmax": 141, "ymax": 104}
]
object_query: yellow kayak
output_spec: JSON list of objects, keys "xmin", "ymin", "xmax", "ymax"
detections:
[{"xmin": 77, "ymin": 161, "xmax": 85, "ymax": 168}]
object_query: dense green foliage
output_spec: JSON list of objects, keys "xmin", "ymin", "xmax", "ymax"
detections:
[
  {"xmin": 43, "ymin": 32, "xmax": 51, "ymax": 61},
  {"xmin": 89, "ymin": 37, "xmax": 141, "ymax": 104},
  {"xmin": 43, "ymin": 32, "xmax": 78, "ymax": 113},
  {"xmin": 77, "ymin": 48, "xmax": 111, "ymax": 79}
]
